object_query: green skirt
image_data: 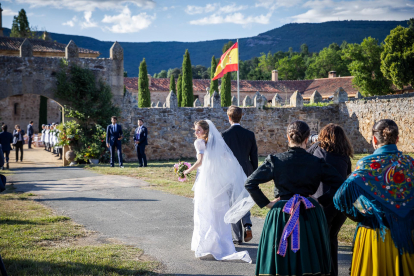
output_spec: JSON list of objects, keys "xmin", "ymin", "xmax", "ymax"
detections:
[{"xmin": 256, "ymin": 197, "xmax": 331, "ymax": 276}]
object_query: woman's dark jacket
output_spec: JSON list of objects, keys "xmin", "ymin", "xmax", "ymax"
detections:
[
  {"xmin": 245, "ymin": 147, "xmax": 345, "ymax": 208},
  {"xmin": 307, "ymin": 142, "xmax": 352, "ymax": 199}
]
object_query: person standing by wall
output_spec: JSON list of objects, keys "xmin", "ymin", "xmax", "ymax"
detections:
[
  {"xmin": 13, "ymin": 125, "xmax": 25, "ymax": 162},
  {"xmin": 40, "ymin": 124, "xmax": 46, "ymax": 150},
  {"xmin": 0, "ymin": 125, "xmax": 13, "ymax": 170},
  {"xmin": 222, "ymin": 106, "xmax": 258, "ymax": 244},
  {"xmin": 134, "ymin": 119, "xmax": 148, "ymax": 167},
  {"xmin": 106, "ymin": 116, "xmax": 124, "ymax": 168},
  {"xmin": 27, "ymin": 121, "xmax": 34, "ymax": 149}
]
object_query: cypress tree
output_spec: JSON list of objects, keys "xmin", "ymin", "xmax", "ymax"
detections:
[
  {"xmin": 220, "ymin": 42, "xmax": 233, "ymax": 107},
  {"xmin": 209, "ymin": 55, "xmax": 219, "ymax": 96},
  {"xmin": 181, "ymin": 50, "xmax": 194, "ymax": 107},
  {"xmin": 169, "ymin": 74, "xmax": 176, "ymax": 95},
  {"xmin": 38, "ymin": 96, "xmax": 48, "ymax": 132},
  {"xmin": 177, "ymin": 74, "xmax": 183, "ymax": 107},
  {"xmin": 138, "ymin": 58, "xmax": 151, "ymax": 108},
  {"xmin": 10, "ymin": 9, "xmax": 31, "ymax": 38}
]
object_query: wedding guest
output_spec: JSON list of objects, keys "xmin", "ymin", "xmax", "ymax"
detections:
[
  {"xmin": 44, "ymin": 125, "xmax": 50, "ymax": 152},
  {"xmin": 222, "ymin": 106, "xmax": 257, "ymax": 244},
  {"xmin": 307, "ymin": 123, "xmax": 353, "ymax": 276},
  {"xmin": 0, "ymin": 125, "xmax": 13, "ymax": 170},
  {"xmin": 106, "ymin": 116, "xmax": 124, "ymax": 168},
  {"xmin": 13, "ymin": 125, "xmax": 25, "ymax": 162},
  {"xmin": 40, "ymin": 124, "xmax": 46, "ymax": 150},
  {"xmin": 334, "ymin": 119, "xmax": 414, "ymax": 276},
  {"xmin": 245, "ymin": 120, "xmax": 344, "ymax": 276},
  {"xmin": 27, "ymin": 121, "xmax": 34, "ymax": 149},
  {"xmin": 134, "ymin": 119, "xmax": 148, "ymax": 167}
]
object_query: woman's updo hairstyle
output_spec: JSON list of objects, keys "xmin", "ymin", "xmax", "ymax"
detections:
[
  {"xmin": 194, "ymin": 120, "xmax": 209, "ymax": 143},
  {"xmin": 287, "ymin": 120, "xmax": 310, "ymax": 145},
  {"xmin": 372, "ymin": 119, "xmax": 399, "ymax": 145}
]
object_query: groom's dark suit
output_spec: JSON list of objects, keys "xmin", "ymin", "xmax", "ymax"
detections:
[{"xmin": 222, "ymin": 124, "xmax": 258, "ymax": 242}]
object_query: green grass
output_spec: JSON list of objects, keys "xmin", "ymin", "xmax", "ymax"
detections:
[
  {"xmin": 303, "ymin": 102, "xmax": 333, "ymax": 107},
  {"xmin": 0, "ymin": 191, "xmax": 161, "ymax": 275}
]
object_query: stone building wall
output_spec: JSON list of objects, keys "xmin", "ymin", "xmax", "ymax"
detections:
[
  {"xmin": 0, "ymin": 94, "xmax": 61, "ymax": 133},
  {"xmin": 119, "ymin": 92, "xmax": 414, "ymax": 161}
]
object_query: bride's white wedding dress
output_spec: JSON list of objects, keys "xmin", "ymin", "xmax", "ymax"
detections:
[{"xmin": 191, "ymin": 120, "xmax": 254, "ymax": 263}]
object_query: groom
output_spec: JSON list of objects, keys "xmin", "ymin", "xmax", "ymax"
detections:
[{"xmin": 222, "ymin": 105, "xmax": 258, "ymax": 244}]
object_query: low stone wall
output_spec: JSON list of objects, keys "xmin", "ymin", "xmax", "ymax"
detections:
[{"xmin": 119, "ymin": 92, "xmax": 414, "ymax": 161}]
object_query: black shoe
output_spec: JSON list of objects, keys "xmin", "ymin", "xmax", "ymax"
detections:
[
  {"xmin": 58, "ymin": 157, "xmax": 62, "ymax": 160},
  {"xmin": 244, "ymin": 225, "xmax": 253, "ymax": 243},
  {"xmin": 233, "ymin": 240, "xmax": 242, "ymax": 245},
  {"xmin": 6, "ymin": 163, "xmax": 9, "ymax": 169}
]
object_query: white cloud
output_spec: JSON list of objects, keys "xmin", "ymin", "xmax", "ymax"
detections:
[
  {"xmin": 190, "ymin": 12, "xmax": 272, "ymax": 26},
  {"xmin": 162, "ymin": 6, "xmax": 175, "ymax": 11},
  {"xmin": 218, "ymin": 4, "xmax": 249, "ymax": 13},
  {"xmin": 15, "ymin": 0, "xmax": 156, "ymax": 12},
  {"xmin": 102, "ymin": 6, "xmax": 155, "ymax": 33},
  {"xmin": 2, "ymin": 8, "xmax": 17, "ymax": 16},
  {"xmin": 63, "ymin": 16, "xmax": 77, "ymax": 27},
  {"xmin": 292, "ymin": 0, "xmax": 414, "ymax": 22},
  {"xmin": 255, "ymin": 0, "xmax": 303, "ymax": 9},
  {"xmin": 81, "ymin": 11, "xmax": 98, "ymax": 28},
  {"xmin": 185, "ymin": 4, "xmax": 217, "ymax": 15}
]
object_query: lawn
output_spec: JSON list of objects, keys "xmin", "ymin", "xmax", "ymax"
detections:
[
  {"xmin": 84, "ymin": 154, "xmax": 377, "ymax": 244},
  {"xmin": 0, "ymin": 189, "xmax": 161, "ymax": 275}
]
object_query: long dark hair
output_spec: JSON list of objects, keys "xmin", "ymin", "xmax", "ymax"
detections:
[{"xmin": 319, "ymin": 123, "xmax": 354, "ymax": 158}]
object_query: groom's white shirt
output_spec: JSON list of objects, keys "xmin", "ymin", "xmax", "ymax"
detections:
[{"xmin": 231, "ymin": 123, "xmax": 240, "ymax": 126}]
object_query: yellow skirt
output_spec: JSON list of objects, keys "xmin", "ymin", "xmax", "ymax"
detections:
[{"xmin": 351, "ymin": 227, "xmax": 414, "ymax": 276}]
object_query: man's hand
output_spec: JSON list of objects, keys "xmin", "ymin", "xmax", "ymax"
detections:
[
  {"xmin": 135, "ymin": 141, "xmax": 140, "ymax": 144},
  {"xmin": 118, "ymin": 137, "xmax": 123, "ymax": 140},
  {"xmin": 106, "ymin": 143, "xmax": 109, "ymax": 148},
  {"xmin": 266, "ymin": 198, "xmax": 280, "ymax": 209}
]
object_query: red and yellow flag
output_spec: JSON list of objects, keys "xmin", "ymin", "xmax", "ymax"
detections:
[{"xmin": 212, "ymin": 42, "xmax": 238, "ymax": 80}]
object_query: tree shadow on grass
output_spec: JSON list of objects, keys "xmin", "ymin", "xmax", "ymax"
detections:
[{"xmin": 3, "ymin": 259, "xmax": 157, "ymax": 276}]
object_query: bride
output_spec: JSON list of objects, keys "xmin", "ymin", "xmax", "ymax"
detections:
[{"xmin": 184, "ymin": 120, "xmax": 254, "ymax": 262}]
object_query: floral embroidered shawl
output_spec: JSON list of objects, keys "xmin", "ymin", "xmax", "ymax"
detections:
[{"xmin": 334, "ymin": 144, "xmax": 414, "ymax": 254}]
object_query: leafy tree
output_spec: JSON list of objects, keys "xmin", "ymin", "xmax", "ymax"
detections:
[
  {"xmin": 209, "ymin": 55, "xmax": 219, "ymax": 96},
  {"xmin": 138, "ymin": 58, "xmax": 151, "ymax": 107},
  {"xmin": 181, "ymin": 50, "xmax": 194, "ymax": 107},
  {"xmin": 288, "ymin": 47, "xmax": 293, "ymax": 57},
  {"xmin": 343, "ymin": 37, "xmax": 392, "ymax": 96},
  {"xmin": 305, "ymin": 43, "xmax": 350, "ymax": 79},
  {"xmin": 154, "ymin": 70, "xmax": 167, "ymax": 78},
  {"xmin": 10, "ymin": 9, "xmax": 31, "ymax": 38},
  {"xmin": 381, "ymin": 26, "xmax": 414, "ymax": 89},
  {"xmin": 167, "ymin": 68, "xmax": 181, "ymax": 78},
  {"xmin": 258, "ymin": 51, "xmax": 277, "ymax": 73},
  {"xmin": 340, "ymin": 40, "xmax": 349, "ymax": 50},
  {"xmin": 123, "ymin": 71, "xmax": 128, "ymax": 77},
  {"xmin": 169, "ymin": 74, "xmax": 176, "ymax": 95},
  {"xmin": 220, "ymin": 41, "xmax": 234, "ymax": 107},
  {"xmin": 408, "ymin": 18, "xmax": 414, "ymax": 30},
  {"xmin": 300, "ymin": 44, "xmax": 309, "ymax": 56},
  {"xmin": 177, "ymin": 74, "xmax": 183, "ymax": 107},
  {"xmin": 153, "ymin": 73, "xmax": 158, "ymax": 78},
  {"xmin": 192, "ymin": 65, "xmax": 210, "ymax": 79},
  {"xmin": 56, "ymin": 62, "xmax": 119, "ymax": 126},
  {"xmin": 277, "ymin": 55, "xmax": 306, "ymax": 80}
]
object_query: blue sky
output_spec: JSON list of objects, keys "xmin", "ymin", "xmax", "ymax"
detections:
[{"xmin": 1, "ymin": 0, "xmax": 413, "ymax": 42}]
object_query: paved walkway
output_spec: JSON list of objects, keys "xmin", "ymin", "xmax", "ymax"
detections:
[{"xmin": 8, "ymin": 148, "xmax": 352, "ymax": 276}]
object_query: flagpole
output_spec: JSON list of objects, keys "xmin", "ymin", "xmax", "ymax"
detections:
[{"xmin": 237, "ymin": 38, "xmax": 240, "ymax": 106}]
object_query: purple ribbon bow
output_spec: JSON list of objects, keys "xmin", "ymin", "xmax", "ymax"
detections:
[{"xmin": 277, "ymin": 194, "xmax": 315, "ymax": 257}]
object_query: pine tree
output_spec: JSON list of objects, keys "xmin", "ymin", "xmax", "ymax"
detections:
[
  {"xmin": 169, "ymin": 74, "xmax": 176, "ymax": 95},
  {"xmin": 177, "ymin": 74, "xmax": 183, "ymax": 107},
  {"xmin": 10, "ymin": 9, "xmax": 31, "ymax": 38},
  {"xmin": 138, "ymin": 58, "xmax": 151, "ymax": 108},
  {"xmin": 220, "ymin": 42, "xmax": 233, "ymax": 107},
  {"xmin": 181, "ymin": 50, "xmax": 194, "ymax": 107},
  {"xmin": 209, "ymin": 55, "xmax": 219, "ymax": 96}
]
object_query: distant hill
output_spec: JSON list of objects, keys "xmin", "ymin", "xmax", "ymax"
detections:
[{"xmin": 2, "ymin": 20, "xmax": 408, "ymax": 76}]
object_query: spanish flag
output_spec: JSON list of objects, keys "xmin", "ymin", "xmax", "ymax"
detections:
[{"xmin": 212, "ymin": 42, "xmax": 239, "ymax": 80}]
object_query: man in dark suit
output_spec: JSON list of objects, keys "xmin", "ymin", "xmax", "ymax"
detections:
[
  {"xmin": 13, "ymin": 125, "xmax": 25, "ymax": 162},
  {"xmin": 133, "ymin": 118, "xmax": 148, "ymax": 167},
  {"xmin": 0, "ymin": 125, "xmax": 13, "ymax": 170},
  {"xmin": 27, "ymin": 121, "xmax": 34, "ymax": 149},
  {"xmin": 106, "ymin": 116, "xmax": 124, "ymax": 168},
  {"xmin": 222, "ymin": 105, "xmax": 258, "ymax": 244}
]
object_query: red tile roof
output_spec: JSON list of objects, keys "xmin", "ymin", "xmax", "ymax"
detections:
[
  {"xmin": 125, "ymin": 76, "xmax": 358, "ymax": 98},
  {"xmin": 0, "ymin": 37, "xmax": 100, "ymax": 55}
]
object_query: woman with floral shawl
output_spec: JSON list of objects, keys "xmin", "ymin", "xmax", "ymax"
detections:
[{"xmin": 334, "ymin": 119, "xmax": 414, "ymax": 276}]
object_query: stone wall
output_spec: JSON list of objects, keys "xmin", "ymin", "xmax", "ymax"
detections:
[
  {"xmin": 0, "ymin": 94, "xmax": 61, "ymax": 133},
  {"xmin": 119, "ymin": 92, "xmax": 414, "ymax": 161},
  {"xmin": 0, "ymin": 41, "xmax": 124, "ymax": 106}
]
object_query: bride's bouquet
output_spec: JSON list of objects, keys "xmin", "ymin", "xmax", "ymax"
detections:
[{"xmin": 173, "ymin": 161, "xmax": 192, "ymax": 182}]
